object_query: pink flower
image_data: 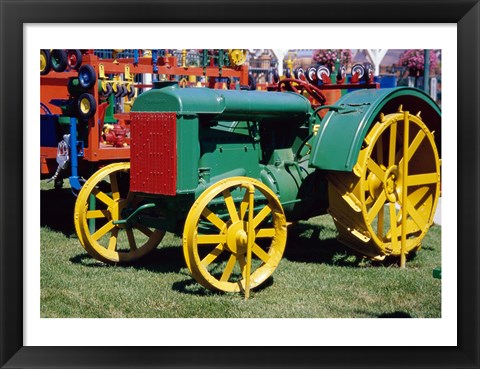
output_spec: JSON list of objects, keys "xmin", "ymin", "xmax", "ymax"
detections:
[{"xmin": 399, "ymin": 49, "xmax": 439, "ymax": 75}]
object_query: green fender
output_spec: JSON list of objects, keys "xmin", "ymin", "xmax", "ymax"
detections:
[{"xmin": 309, "ymin": 86, "xmax": 441, "ymax": 171}]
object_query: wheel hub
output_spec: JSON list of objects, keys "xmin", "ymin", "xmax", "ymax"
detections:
[
  {"xmin": 108, "ymin": 199, "xmax": 127, "ymax": 228},
  {"xmin": 383, "ymin": 165, "xmax": 399, "ymax": 202},
  {"xmin": 225, "ymin": 221, "xmax": 248, "ymax": 255}
]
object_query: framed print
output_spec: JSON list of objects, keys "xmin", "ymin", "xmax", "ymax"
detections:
[{"xmin": 1, "ymin": 0, "xmax": 479, "ymax": 368}]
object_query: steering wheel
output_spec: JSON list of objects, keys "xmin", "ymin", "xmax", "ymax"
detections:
[{"xmin": 278, "ymin": 78, "xmax": 327, "ymax": 108}]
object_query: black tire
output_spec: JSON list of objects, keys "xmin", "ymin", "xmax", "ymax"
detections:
[
  {"xmin": 51, "ymin": 49, "xmax": 68, "ymax": 73},
  {"xmin": 67, "ymin": 49, "xmax": 83, "ymax": 70},
  {"xmin": 77, "ymin": 93, "xmax": 97, "ymax": 119},
  {"xmin": 364, "ymin": 63, "xmax": 374, "ymax": 82},
  {"xmin": 127, "ymin": 85, "xmax": 136, "ymax": 98},
  {"xmin": 294, "ymin": 67, "xmax": 305, "ymax": 80},
  {"xmin": 67, "ymin": 77, "xmax": 82, "ymax": 97},
  {"xmin": 100, "ymin": 83, "xmax": 113, "ymax": 98},
  {"xmin": 285, "ymin": 68, "xmax": 292, "ymax": 79},
  {"xmin": 78, "ymin": 64, "xmax": 97, "ymax": 90},
  {"xmin": 114, "ymin": 84, "xmax": 125, "ymax": 98},
  {"xmin": 306, "ymin": 66, "xmax": 317, "ymax": 83},
  {"xmin": 40, "ymin": 49, "xmax": 51, "ymax": 75},
  {"xmin": 336, "ymin": 65, "xmax": 347, "ymax": 82},
  {"xmin": 121, "ymin": 85, "xmax": 129, "ymax": 97},
  {"xmin": 351, "ymin": 63, "xmax": 365, "ymax": 79},
  {"xmin": 316, "ymin": 65, "xmax": 330, "ymax": 81}
]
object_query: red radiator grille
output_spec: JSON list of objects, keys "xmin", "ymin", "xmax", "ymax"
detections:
[{"xmin": 130, "ymin": 112, "xmax": 177, "ymax": 196}]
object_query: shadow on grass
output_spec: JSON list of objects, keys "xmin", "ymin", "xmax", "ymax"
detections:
[
  {"xmin": 284, "ymin": 222, "xmax": 402, "ymax": 268},
  {"xmin": 171, "ymin": 275, "xmax": 274, "ymax": 296},
  {"xmin": 70, "ymin": 245, "xmax": 276, "ymax": 297},
  {"xmin": 284, "ymin": 222, "xmax": 360, "ymax": 266},
  {"xmin": 347, "ymin": 308, "xmax": 413, "ymax": 318},
  {"xmin": 41, "ymin": 188, "xmax": 77, "ymax": 237},
  {"xmin": 70, "ymin": 246, "xmax": 186, "ymax": 274},
  {"xmin": 378, "ymin": 311, "xmax": 412, "ymax": 318}
]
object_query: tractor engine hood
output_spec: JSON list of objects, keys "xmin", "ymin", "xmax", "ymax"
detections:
[{"xmin": 131, "ymin": 81, "xmax": 313, "ymax": 122}]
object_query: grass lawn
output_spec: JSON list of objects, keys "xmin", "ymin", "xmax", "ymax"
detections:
[{"xmin": 40, "ymin": 182, "xmax": 441, "ymax": 318}]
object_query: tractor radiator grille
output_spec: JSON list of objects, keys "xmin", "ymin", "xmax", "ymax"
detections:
[{"xmin": 130, "ymin": 112, "xmax": 177, "ymax": 195}]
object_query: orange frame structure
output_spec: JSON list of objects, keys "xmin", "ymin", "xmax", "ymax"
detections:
[{"xmin": 40, "ymin": 51, "xmax": 249, "ymax": 177}]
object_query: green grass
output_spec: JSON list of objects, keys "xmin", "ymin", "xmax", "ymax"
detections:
[{"xmin": 40, "ymin": 183, "xmax": 441, "ymax": 318}]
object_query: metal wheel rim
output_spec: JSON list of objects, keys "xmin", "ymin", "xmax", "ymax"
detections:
[
  {"xmin": 183, "ymin": 177, "xmax": 287, "ymax": 293},
  {"xmin": 74, "ymin": 162, "xmax": 164, "ymax": 263},
  {"xmin": 359, "ymin": 112, "xmax": 440, "ymax": 255}
]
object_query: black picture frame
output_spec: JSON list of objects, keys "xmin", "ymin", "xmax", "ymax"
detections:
[{"xmin": 1, "ymin": 1, "xmax": 478, "ymax": 368}]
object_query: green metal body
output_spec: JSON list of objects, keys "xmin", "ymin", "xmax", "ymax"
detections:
[
  {"xmin": 309, "ymin": 86, "xmax": 441, "ymax": 171},
  {"xmin": 130, "ymin": 83, "xmax": 439, "ymax": 233}
]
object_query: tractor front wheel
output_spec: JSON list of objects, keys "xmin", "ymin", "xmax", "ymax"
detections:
[
  {"xmin": 183, "ymin": 177, "xmax": 287, "ymax": 295},
  {"xmin": 74, "ymin": 163, "xmax": 165, "ymax": 264}
]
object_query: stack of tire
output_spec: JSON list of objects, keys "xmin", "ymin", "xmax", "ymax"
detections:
[
  {"xmin": 40, "ymin": 49, "xmax": 83, "ymax": 75},
  {"xmin": 40, "ymin": 49, "xmax": 97, "ymax": 120}
]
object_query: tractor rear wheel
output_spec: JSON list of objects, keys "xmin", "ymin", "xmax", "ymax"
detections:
[
  {"xmin": 327, "ymin": 109, "xmax": 441, "ymax": 259},
  {"xmin": 183, "ymin": 177, "xmax": 287, "ymax": 295},
  {"xmin": 74, "ymin": 162, "xmax": 164, "ymax": 264}
]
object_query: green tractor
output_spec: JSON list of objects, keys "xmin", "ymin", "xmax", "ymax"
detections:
[{"xmin": 74, "ymin": 81, "xmax": 441, "ymax": 296}]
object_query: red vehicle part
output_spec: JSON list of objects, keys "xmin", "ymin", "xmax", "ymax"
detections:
[
  {"xmin": 130, "ymin": 112, "xmax": 177, "ymax": 196},
  {"xmin": 103, "ymin": 124, "xmax": 128, "ymax": 147},
  {"xmin": 278, "ymin": 78, "xmax": 327, "ymax": 107}
]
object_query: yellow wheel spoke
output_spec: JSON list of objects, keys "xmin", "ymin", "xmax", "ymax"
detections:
[
  {"xmin": 91, "ymin": 188, "xmax": 115, "ymax": 207},
  {"xmin": 220, "ymin": 253, "xmax": 237, "ymax": 282},
  {"xmin": 238, "ymin": 189, "xmax": 249, "ymax": 220},
  {"xmin": 252, "ymin": 243, "xmax": 270, "ymax": 264},
  {"xmin": 407, "ymin": 173, "xmax": 438, "ymax": 186},
  {"xmin": 238, "ymin": 254, "xmax": 247, "ymax": 279},
  {"xmin": 368, "ymin": 191, "xmax": 387, "ymax": 221},
  {"xmin": 406, "ymin": 198, "xmax": 428, "ymax": 231},
  {"xmin": 107, "ymin": 228, "xmax": 119, "ymax": 251},
  {"xmin": 92, "ymin": 221, "xmax": 115, "ymax": 241},
  {"xmin": 256, "ymin": 228, "xmax": 276, "ymax": 238},
  {"xmin": 408, "ymin": 129, "xmax": 426, "ymax": 159},
  {"xmin": 376, "ymin": 133, "xmax": 384, "ymax": 166},
  {"xmin": 86, "ymin": 210, "xmax": 109, "ymax": 219},
  {"xmin": 399, "ymin": 130, "xmax": 426, "ymax": 169},
  {"xmin": 367, "ymin": 158, "xmax": 386, "ymax": 182},
  {"xmin": 197, "ymin": 234, "xmax": 227, "ymax": 245},
  {"xmin": 388, "ymin": 122, "xmax": 397, "ymax": 166},
  {"xmin": 201, "ymin": 244, "xmax": 224, "ymax": 267},
  {"xmin": 377, "ymin": 206, "xmax": 384, "ymax": 238},
  {"xmin": 134, "ymin": 224, "xmax": 153, "ymax": 237},
  {"xmin": 223, "ymin": 189, "xmax": 239, "ymax": 223},
  {"xmin": 389, "ymin": 203, "xmax": 398, "ymax": 245},
  {"xmin": 252, "ymin": 204, "xmax": 272, "ymax": 229},
  {"xmin": 201, "ymin": 207, "xmax": 226, "ymax": 231},
  {"xmin": 126, "ymin": 229, "xmax": 137, "ymax": 251},
  {"xmin": 109, "ymin": 173, "xmax": 120, "ymax": 201}
]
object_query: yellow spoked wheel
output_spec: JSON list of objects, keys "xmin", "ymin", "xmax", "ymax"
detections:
[
  {"xmin": 183, "ymin": 177, "xmax": 287, "ymax": 296},
  {"xmin": 40, "ymin": 49, "xmax": 51, "ymax": 75},
  {"xmin": 74, "ymin": 162, "xmax": 165, "ymax": 264},
  {"xmin": 327, "ymin": 110, "xmax": 441, "ymax": 259},
  {"xmin": 228, "ymin": 49, "xmax": 247, "ymax": 66}
]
